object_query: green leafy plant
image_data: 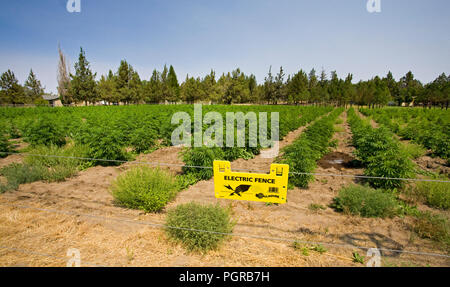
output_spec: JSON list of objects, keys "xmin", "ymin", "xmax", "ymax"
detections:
[
  {"xmin": 129, "ymin": 127, "xmax": 157, "ymax": 153},
  {"xmin": 400, "ymin": 142, "xmax": 426, "ymax": 159},
  {"xmin": 23, "ymin": 116, "xmax": 66, "ymax": 147},
  {"xmin": 348, "ymin": 108, "xmax": 414, "ymax": 189},
  {"xmin": 292, "ymin": 241, "xmax": 310, "ymax": 256},
  {"xmin": 352, "ymin": 252, "xmax": 365, "ymax": 264},
  {"xmin": 85, "ymin": 126, "xmax": 129, "ymax": 166},
  {"xmin": 0, "ymin": 163, "xmax": 46, "ymax": 193},
  {"xmin": 309, "ymin": 203, "xmax": 326, "ymax": 211},
  {"xmin": 165, "ymin": 202, "xmax": 234, "ymax": 252},
  {"xmin": 281, "ymin": 108, "xmax": 343, "ymax": 188},
  {"xmin": 332, "ymin": 184, "xmax": 400, "ymax": 218},
  {"xmin": 182, "ymin": 147, "xmax": 225, "ymax": 181},
  {"xmin": 311, "ymin": 244, "xmax": 327, "ymax": 254},
  {"xmin": 414, "ymin": 182, "xmax": 450, "ymax": 210},
  {"xmin": 412, "ymin": 211, "xmax": 450, "ymax": 252},
  {"xmin": 111, "ymin": 167, "xmax": 180, "ymax": 212},
  {"xmin": 24, "ymin": 144, "xmax": 91, "ymax": 182},
  {"xmin": 0, "ymin": 133, "xmax": 11, "ymax": 157}
]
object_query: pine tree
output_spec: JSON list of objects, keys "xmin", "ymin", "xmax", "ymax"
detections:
[
  {"xmin": 24, "ymin": 69, "xmax": 45, "ymax": 103},
  {"xmin": 0, "ymin": 70, "xmax": 26, "ymax": 105},
  {"xmin": 70, "ymin": 47, "xmax": 98, "ymax": 105},
  {"xmin": 383, "ymin": 71, "xmax": 398, "ymax": 105},
  {"xmin": 263, "ymin": 66, "xmax": 276, "ymax": 104},
  {"xmin": 273, "ymin": 66, "xmax": 285, "ymax": 104}
]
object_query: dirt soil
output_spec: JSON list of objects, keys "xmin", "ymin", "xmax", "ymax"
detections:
[{"xmin": 0, "ymin": 111, "xmax": 448, "ymax": 267}]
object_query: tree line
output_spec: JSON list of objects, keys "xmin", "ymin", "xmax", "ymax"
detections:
[{"xmin": 1, "ymin": 47, "xmax": 449, "ymax": 108}]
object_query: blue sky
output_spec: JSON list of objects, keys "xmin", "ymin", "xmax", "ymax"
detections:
[{"xmin": 0, "ymin": 0, "xmax": 449, "ymax": 93}]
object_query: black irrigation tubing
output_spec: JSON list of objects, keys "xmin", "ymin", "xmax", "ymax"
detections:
[
  {"xmin": 1, "ymin": 151, "xmax": 449, "ymax": 183},
  {"xmin": 1, "ymin": 200, "xmax": 449, "ymax": 260}
]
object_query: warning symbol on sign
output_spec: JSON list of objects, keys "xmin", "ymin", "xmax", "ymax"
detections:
[{"xmin": 213, "ymin": 160, "xmax": 289, "ymax": 204}]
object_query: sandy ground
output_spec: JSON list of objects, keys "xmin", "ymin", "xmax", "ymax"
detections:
[{"xmin": 0, "ymin": 111, "xmax": 449, "ymax": 267}]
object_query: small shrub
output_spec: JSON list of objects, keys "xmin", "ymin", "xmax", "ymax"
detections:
[
  {"xmin": 24, "ymin": 144, "xmax": 90, "ymax": 182},
  {"xmin": 364, "ymin": 149, "xmax": 414, "ymax": 190},
  {"xmin": 332, "ymin": 185, "xmax": 400, "ymax": 218},
  {"xmin": 411, "ymin": 182, "xmax": 450, "ymax": 210},
  {"xmin": 0, "ymin": 163, "xmax": 46, "ymax": 192},
  {"xmin": 413, "ymin": 211, "xmax": 450, "ymax": 251},
  {"xmin": 0, "ymin": 133, "xmax": 11, "ymax": 158},
  {"xmin": 165, "ymin": 202, "xmax": 234, "ymax": 252},
  {"xmin": 111, "ymin": 167, "xmax": 180, "ymax": 212}
]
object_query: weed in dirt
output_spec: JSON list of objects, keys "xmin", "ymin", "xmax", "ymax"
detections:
[
  {"xmin": 406, "ymin": 181, "xmax": 450, "ymax": 210},
  {"xmin": 24, "ymin": 144, "xmax": 91, "ymax": 182},
  {"xmin": 0, "ymin": 163, "xmax": 46, "ymax": 192},
  {"xmin": 111, "ymin": 166, "xmax": 180, "ymax": 212},
  {"xmin": 332, "ymin": 184, "xmax": 400, "ymax": 218},
  {"xmin": 308, "ymin": 203, "xmax": 326, "ymax": 212},
  {"xmin": 352, "ymin": 252, "xmax": 365, "ymax": 264},
  {"xmin": 165, "ymin": 202, "xmax": 235, "ymax": 253},
  {"xmin": 311, "ymin": 244, "xmax": 327, "ymax": 254},
  {"xmin": 292, "ymin": 242, "xmax": 310, "ymax": 256},
  {"xmin": 412, "ymin": 211, "xmax": 450, "ymax": 252}
]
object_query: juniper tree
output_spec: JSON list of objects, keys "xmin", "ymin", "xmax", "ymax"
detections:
[{"xmin": 167, "ymin": 65, "xmax": 180, "ymax": 103}]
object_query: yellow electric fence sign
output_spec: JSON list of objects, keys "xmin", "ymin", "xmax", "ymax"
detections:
[{"xmin": 213, "ymin": 160, "xmax": 289, "ymax": 204}]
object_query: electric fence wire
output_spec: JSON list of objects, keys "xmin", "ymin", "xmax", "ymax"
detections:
[
  {"xmin": 1, "ymin": 200, "xmax": 449, "ymax": 260},
  {"xmin": 0, "ymin": 151, "xmax": 449, "ymax": 183}
]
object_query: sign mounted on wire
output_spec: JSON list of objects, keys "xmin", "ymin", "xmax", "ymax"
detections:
[{"xmin": 213, "ymin": 160, "xmax": 289, "ymax": 204}]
